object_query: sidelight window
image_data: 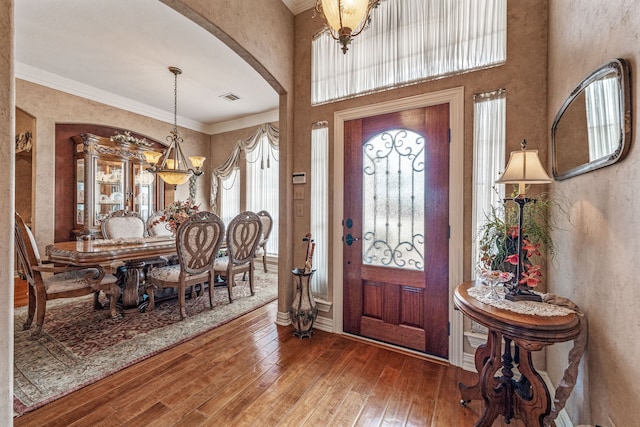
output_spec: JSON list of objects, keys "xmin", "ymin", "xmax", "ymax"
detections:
[
  {"xmin": 471, "ymin": 90, "xmax": 506, "ymax": 277},
  {"xmin": 310, "ymin": 124, "xmax": 329, "ymax": 297}
]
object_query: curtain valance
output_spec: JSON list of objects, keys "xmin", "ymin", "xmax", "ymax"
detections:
[{"xmin": 210, "ymin": 123, "xmax": 279, "ymax": 209}]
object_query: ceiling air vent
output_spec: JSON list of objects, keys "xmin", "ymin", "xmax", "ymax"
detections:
[{"xmin": 219, "ymin": 92, "xmax": 241, "ymax": 102}]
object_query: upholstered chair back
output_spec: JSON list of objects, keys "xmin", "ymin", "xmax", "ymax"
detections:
[
  {"xmin": 146, "ymin": 210, "xmax": 174, "ymax": 237},
  {"xmin": 256, "ymin": 210, "xmax": 273, "ymax": 243},
  {"xmin": 101, "ymin": 210, "xmax": 145, "ymax": 239}
]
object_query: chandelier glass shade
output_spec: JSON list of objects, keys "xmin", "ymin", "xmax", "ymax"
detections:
[
  {"xmin": 315, "ymin": 0, "xmax": 380, "ymax": 54},
  {"xmin": 144, "ymin": 66, "xmax": 205, "ymax": 188}
]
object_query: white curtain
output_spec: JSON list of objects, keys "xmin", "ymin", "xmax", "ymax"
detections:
[
  {"xmin": 210, "ymin": 123, "xmax": 279, "ymax": 209},
  {"xmin": 586, "ymin": 76, "xmax": 621, "ymax": 161},
  {"xmin": 310, "ymin": 124, "xmax": 329, "ymax": 298},
  {"xmin": 246, "ymin": 136, "xmax": 279, "ymax": 255},
  {"xmin": 220, "ymin": 168, "xmax": 240, "ymax": 226},
  {"xmin": 312, "ymin": 0, "xmax": 506, "ymax": 105},
  {"xmin": 472, "ymin": 90, "xmax": 506, "ymax": 277}
]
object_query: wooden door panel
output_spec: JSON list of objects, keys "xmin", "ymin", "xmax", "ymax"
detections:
[
  {"xmin": 361, "ymin": 265, "xmax": 424, "ymax": 288},
  {"xmin": 344, "ymin": 104, "xmax": 450, "ymax": 358},
  {"xmin": 361, "ymin": 317, "xmax": 426, "ymax": 351},
  {"xmin": 399, "ymin": 287, "xmax": 424, "ymax": 327},
  {"xmin": 362, "ymin": 281, "xmax": 384, "ymax": 319}
]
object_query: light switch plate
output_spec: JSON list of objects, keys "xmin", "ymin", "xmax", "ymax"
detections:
[
  {"xmin": 292, "ymin": 172, "xmax": 306, "ymax": 184},
  {"xmin": 294, "ymin": 187, "xmax": 304, "ymax": 200}
]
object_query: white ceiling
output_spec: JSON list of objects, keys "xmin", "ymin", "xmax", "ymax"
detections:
[{"xmin": 15, "ymin": 0, "xmax": 315, "ymax": 135}]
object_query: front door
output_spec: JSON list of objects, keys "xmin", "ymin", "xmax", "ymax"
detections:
[{"xmin": 343, "ymin": 104, "xmax": 450, "ymax": 358}]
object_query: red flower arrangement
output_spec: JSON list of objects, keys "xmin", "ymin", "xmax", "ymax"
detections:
[
  {"xmin": 477, "ymin": 191, "xmax": 555, "ymax": 289},
  {"xmin": 152, "ymin": 198, "xmax": 199, "ymax": 235}
]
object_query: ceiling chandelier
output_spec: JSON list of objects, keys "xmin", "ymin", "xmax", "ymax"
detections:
[
  {"xmin": 143, "ymin": 66, "xmax": 205, "ymax": 188},
  {"xmin": 315, "ymin": 0, "xmax": 380, "ymax": 54}
]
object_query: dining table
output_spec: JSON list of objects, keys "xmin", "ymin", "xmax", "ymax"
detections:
[{"xmin": 46, "ymin": 236, "xmax": 177, "ymax": 312}]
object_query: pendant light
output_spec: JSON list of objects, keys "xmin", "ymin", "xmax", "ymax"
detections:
[{"xmin": 144, "ymin": 66, "xmax": 205, "ymax": 189}]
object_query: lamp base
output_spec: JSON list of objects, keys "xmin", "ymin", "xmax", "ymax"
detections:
[{"xmin": 504, "ymin": 286, "xmax": 542, "ymax": 302}]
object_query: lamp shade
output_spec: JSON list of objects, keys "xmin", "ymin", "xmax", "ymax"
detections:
[
  {"xmin": 496, "ymin": 141, "xmax": 552, "ymax": 196},
  {"xmin": 143, "ymin": 151, "xmax": 163, "ymax": 166},
  {"xmin": 157, "ymin": 170, "xmax": 191, "ymax": 186},
  {"xmin": 189, "ymin": 156, "xmax": 206, "ymax": 170},
  {"xmin": 321, "ymin": 0, "xmax": 370, "ymax": 33}
]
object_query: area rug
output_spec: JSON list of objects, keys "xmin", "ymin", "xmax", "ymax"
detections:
[{"xmin": 13, "ymin": 271, "xmax": 278, "ymax": 415}]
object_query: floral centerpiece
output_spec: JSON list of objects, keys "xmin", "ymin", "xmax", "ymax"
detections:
[
  {"xmin": 153, "ymin": 198, "xmax": 199, "ymax": 235},
  {"xmin": 477, "ymin": 189, "xmax": 556, "ymax": 290}
]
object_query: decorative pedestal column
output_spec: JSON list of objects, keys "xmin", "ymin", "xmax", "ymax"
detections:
[{"xmin": 289, "ymin": 268, "xmax": 318, "ymax": 338}]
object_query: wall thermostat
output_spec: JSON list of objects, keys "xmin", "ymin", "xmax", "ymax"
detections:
[{"xmin": 292, "ymin": 172, "xmax": 306, "ymax": 184}]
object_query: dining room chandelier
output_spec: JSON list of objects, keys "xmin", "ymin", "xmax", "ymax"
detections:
[
  {"xmin": 315, "ymin": 0, "xmax": 380, "ymax": 54},
  {"xmin": 143, "ymin": 66, "xmax": 205, "ymax": 188}
]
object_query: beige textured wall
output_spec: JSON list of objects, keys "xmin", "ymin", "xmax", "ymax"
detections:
[
  {"xmin": 293, "ymin": 0, "xmax": 549, "ymax": 321},
  {"xmin": 547, "ymin": 1, "xmax": 640, "ymax": 425},
  {"xmin": 0, "ymin": 0, "xmax": 13, "ymax": 422},
  {"xmin": 166, "ymin": 0, "xmax": 296, "ymax": 316},
  {"xmin": 15, "ymin": 80, "xmax": 210, "ymax": 255},
  {"xmin": 15, "ymin": 108, "xmax": 34, "ymax": 224}
]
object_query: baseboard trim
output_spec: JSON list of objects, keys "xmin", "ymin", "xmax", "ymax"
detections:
[
  {"xmin": 314, "ymin": 298, "xmax": 332, "ymax": 313},
  {"xmin": 312, "ymin": 314, "xmax": 333, "ymax": 332},
  {"xmin": 275, "ymin": 310, "xmax": 290, "ymax": 326}
]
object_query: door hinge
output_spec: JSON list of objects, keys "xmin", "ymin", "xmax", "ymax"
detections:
[
  {"xmin": 448, "ymin": 321, "xmax": 451, "ymax": 336},
  {"xmin": 448, "ymin": 128, "xmax": 451, "ymax": 143}
]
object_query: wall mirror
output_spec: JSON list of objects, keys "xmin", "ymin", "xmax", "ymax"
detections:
[{"xmin": 551, "ymin": 58, "xmax": 632, "ymax": 180}]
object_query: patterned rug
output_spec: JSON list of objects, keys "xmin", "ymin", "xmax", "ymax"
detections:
[{"xmin": 13, "ymin": 271, "xmax": 278, "ymax": 415}]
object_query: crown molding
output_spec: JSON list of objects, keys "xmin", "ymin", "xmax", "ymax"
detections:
[
  {"xmin": 282, "ymin": 0, "xmax": 316, "ymax": 15},
  {"xmin": 15, "ymin": 62, "xmax": 207, "ymax": 133},
  {"xmin": 16, "ymin": 62, "xmax": 280, "ymax": 135},
  {"xmin": 207, "ymin": 109, "xmax": 280, "ymax": 135}
]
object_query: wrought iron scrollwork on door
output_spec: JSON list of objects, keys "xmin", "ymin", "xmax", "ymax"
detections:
[{"xmin": 361, "ymin": 129, "xmax": 425, "ymax": 271}]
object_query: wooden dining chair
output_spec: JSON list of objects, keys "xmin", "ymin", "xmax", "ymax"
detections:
[
  {"xmin": 14, "ymin": 213, "xmax": 120, "ymax": 338},
  {"xmin": 214, "ymin": 211, "xmax": 263, "ymax": 302},
  {"xmin": 254, "ymin": 210, "xmax": 273, "ymax": 273},
  {"xmin": 144, "ymin": 211, "xmax": 225, "ymax": 319}
]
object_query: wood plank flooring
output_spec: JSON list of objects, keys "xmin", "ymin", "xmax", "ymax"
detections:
[{"xmin": 13, "ymin": 280, "xmax": 522, "ymax": 427}]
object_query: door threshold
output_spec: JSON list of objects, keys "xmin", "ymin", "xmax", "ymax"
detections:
[{"xmin": 341, "ymin": 332, "xmax": 450, "ymax": 366}]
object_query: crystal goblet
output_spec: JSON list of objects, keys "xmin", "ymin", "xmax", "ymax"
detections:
[{"xmin": 478, "ymin": 269, "xmax": 514, "ymax": 300}]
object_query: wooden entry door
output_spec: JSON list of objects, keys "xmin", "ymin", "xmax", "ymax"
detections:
[{"xmin": 343, "ymin": 104, "xmax": 450, "ymax": 358}]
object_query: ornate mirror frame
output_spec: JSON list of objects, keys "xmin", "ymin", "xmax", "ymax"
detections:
[{"xmin": 551, "ymin": 58, "xmax": 632, "ymax": 181}]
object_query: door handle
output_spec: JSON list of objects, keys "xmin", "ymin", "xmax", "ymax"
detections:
[{"xmin": 343, "ymin": 233, "xmax": 360, "ymax": 246}]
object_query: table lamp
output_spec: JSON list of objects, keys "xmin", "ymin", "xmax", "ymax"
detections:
[{"xmin": 495, "ymin": 139, "xmax": 553, "ymax": 301}]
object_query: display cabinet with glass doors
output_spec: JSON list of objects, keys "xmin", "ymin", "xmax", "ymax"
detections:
[{"xmin": 71, "ymin": 133, "xmax": 165, "ymax": 239}]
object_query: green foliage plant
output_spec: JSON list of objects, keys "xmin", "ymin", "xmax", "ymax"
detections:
[{"xmin": 477, "ymin": 187, "xmax": 557, "ymax": 286}]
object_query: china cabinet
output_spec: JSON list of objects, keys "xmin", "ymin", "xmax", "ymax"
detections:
[{"xmin": 71, "ymin": 133, "xmax": 165, "ymax": 239}]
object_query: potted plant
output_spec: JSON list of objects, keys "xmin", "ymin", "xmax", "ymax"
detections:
[{"xmin": 476, "ymin": 188, "xmax": 556, "ymax": 289}]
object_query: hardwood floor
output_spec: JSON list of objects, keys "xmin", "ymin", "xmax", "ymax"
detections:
[{"xmin": 13, "ymin": 285, "xmax": 522, "ymax": 426}]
